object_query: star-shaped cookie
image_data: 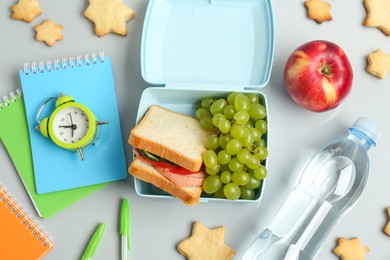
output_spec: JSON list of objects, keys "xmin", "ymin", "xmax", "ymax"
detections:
[
  {"xmin": 304, "ymin": 0, "xmax": 332, "ymax": 24},
  {"xmin": 384, "ymin": 207, "xmax": 390, "ymax": 235},
  {"xmin": 363, "ymin": 0, "xmax": 390, "ymax": 36},
  {"xmin": 366, "ymin": 49, "xmax": 390, "ymax": 79},
  {"xmin": 34, "ymin": 19, "xmax": 64, "ymax": 47},
  {"xmin": 11, "ymin": 0, "xmax": 42, "ymax": 23},
  {"xmin": 84, "ymin": 0, "xmax": 135, "ymax": 37},
  {"xmin": 333, "ymin": 237, "xmax": 369, "ymax": 260},
  {"xmin": 177, "ymin": 221, "xmax": 236, "ymax": 260}
]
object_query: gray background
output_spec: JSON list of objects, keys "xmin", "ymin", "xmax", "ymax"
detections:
[{"xmin": 1, "ymin": 0, "xmax": 390, "ymax": 259}]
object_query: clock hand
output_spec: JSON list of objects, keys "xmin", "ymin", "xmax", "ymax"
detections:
[
  {"xmin": 59, "ymin": 125, "xmax": 74, "ymax": 128},
  {"xmin": 68, "ymin": 112, "xmax": 75, "ymax": 138}
]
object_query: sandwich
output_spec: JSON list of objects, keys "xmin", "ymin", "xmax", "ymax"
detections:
[{"xmin": 128, "ymin": 105, "xmax": 208, "ymax": 205}]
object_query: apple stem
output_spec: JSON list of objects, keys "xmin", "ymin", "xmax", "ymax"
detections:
[{"xmin": 321, "ymin": 65, "xmax": 332, "ymax": 76}]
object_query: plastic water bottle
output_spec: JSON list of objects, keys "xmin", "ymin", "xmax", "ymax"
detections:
[{"xmin": 242, "ymin": 117, "xmax": 382, "ymax": 260}]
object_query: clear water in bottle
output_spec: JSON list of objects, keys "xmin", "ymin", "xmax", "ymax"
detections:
[{"xmin": 242, "ymin": 117, "xmax": 382, "ymax": 260}]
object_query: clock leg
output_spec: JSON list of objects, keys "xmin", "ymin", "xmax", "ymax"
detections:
[{"xmin": 78, "ymin": 148, "xmax": 85, "ymax": 160}]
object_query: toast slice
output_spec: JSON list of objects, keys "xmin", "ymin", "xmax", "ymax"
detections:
[
  {"xmin": 129, "ymin": 105, "xmax": 208, "ymax": 172},
  {"xmin": 129, "ymin": 158, "xmax": 203, "ymax": 205}
]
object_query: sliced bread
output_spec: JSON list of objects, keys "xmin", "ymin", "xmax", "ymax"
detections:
[
  {"xmin": 129, "ymin": 105, "xmax": 208, "ymax": 172},
  {"xmin": 129, "ymin": 158, "xmax": 202, "ymax": 205}
]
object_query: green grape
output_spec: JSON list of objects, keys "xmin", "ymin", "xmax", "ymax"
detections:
[
  {"xmin": 230, "ymin": 124, "xmax": 246, "ymax": 139},
  {"xmin": 227, "ymin": 92, "xmax": 240, "ymax": 105},
  {"xmin": 242, "ymin": 173, "xmax": 262, "ymax": 189},
  {"xmin": 228, "ymin": 157, "xmax": 244, "ymax": 172},
  {"xmin": 219, "ymin": 135, "xmax": 232, "ymax": 149},
  {"xmin": 250, "ymin": 128, "xmax": 262, "ymax": 142},
  {"xmin": 223, "ymin": 183, "xmax": 241, "ymax": 200},
  {"xmin": 212, "ymin": 113, "xmax": 226, "ymax": 127},
  {"xmin": 220, "ymin": 164, "xmax": 229, "ymax": 172},
  {"xmin": 226, "ymin": 139, "xmax": 242, "ymax": 155},
  {"xmin": 203, "ymin": 150, "xmax": 218, "ymax": 168},
  {"xmin": 255, "ymin": 119, "xmax": 267, "ymax": 134},
  {"xmin": 254, "ymin": 165, "xmax": 267, "ymax": 180},
  {"xmin": 205, "ymin": 135, "xmax": 219, "ymax": 150},
  {"xmin": 223, "ymin": 105, "xmax": 237, "ymax": 119},
  {"xmin": 220, "ymin": 171, "xmax": 232, "ymax": 184},
  {"xmin": 232, "ymin": 171, "xmax": 250, "ymax": 186},
  {"xmin": 218, "ymin": 119, "xmax": 231, "ymax": 134},
  {"xmin": 202, "ymin": 175, "xmax": 222, "ymax": 194},
  {"xmin": 240, "ymin": 187, "xmax": 255, "ymax": 200},
  {"xmin": 245, "ymin": 120, "xmax": 254, "ymax": 129},
  {"xmin": 234, "ymin": 111, "xmax": 250, "ymax": 125},
  {"xmin": 200, "ymin": 117, "xmax": 215, "ymax": 131},
  {"xmin": 246, "ymin": 155, "xmax": 260, "ymax": 169},
  {"xmin": 201, "ymin": 97, "xmax": 215, "ymax": 109},
  {"xmin": 253, "ymin": 139, "xmax": 266, "ymax": 148},
  {"xmin": 239, "ymin": 130, "xmax": 254, "ymax": 147},
  {"xmin": 245, "ymin": 93, "xmax": 260, "ymax": 103},
  {"xmin": 217, "ymin": 150, "xmax": 231, "ymax": 165},
  {"xmin": 214, "ymin": 186, "xmax": 226, "ymax": 198},
  {"xmin": 210, "ymin": 99, "xmax": 227, "ymax": 115},
  {"xmin": 237, "ymin": 149, "xmax": 251, "ymax": 163},
  {"xmin": 253, "ymin": 146, "xmax": 268, "ymax": 161},
  {"xmin": 206, "ymin": 164, "xmax": 221, "ymax": 175},
  {"xmin": 196, "ymin": 108, "xmax": 211, "ymax": 120},
  {"xmin": 249, "ymin": 103, "xmax": 267, "ymax": 120},
  {"xmin": 234, "ymin": 94, "xmax": 250, "ymax": 111}
]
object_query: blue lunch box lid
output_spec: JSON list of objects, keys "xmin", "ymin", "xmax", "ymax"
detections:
[{"xmin": 141, "ymin": 0, "xmax": 274, "ymax": 89}]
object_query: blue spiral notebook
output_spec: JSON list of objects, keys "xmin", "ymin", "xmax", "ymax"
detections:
[{"xmin": 19, "ymin": 52, "xmax": 127, "ymax": 194}]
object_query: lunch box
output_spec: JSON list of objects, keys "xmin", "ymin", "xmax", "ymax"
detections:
[{"xmin": 133, "ymin": 0, "xmax": 274, "ymax": 203}]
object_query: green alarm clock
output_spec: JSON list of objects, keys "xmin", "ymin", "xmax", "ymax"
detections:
[{"xmin": 36, "ymin": 93, "xmax": 108, "ymax": 160}]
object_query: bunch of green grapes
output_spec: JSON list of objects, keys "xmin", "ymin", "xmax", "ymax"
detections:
[{"xmin": 196, "ymin": 92, "xmax": 268, "ymax": 200}]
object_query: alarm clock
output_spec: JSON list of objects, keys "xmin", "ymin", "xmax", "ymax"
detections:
[{"xmin": 36, "ymin": 93, "xmax": 108, "ymax": 160}]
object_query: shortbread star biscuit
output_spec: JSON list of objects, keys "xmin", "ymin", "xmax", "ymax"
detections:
[
  {"xmin": 333, "ymin": 237, "xmax": 369, "ymax": 260},
  {"xmin": 84, "ymin": 0, "xmax": 135, "ymax": 37},
  {"xmin": 34, "ymin": 19, "xmax": 64, "ymax": 47},
  {"xmin": 366, "ymin": 49, "xmax": 390, "ymax": 79},
  {"xmin": 363, "ymin": 0, "xmax": 390, "ymax": 36},
  {"xmin": 11, "ymin": 0, "xmax": 42, "ymax": 23},
  {"xmin": 304, "ymin": 0, "xmax": 332, "ymax": 24},
  {"xmin": 177, "ymin": 221, "xmax": 236, "ymax": 260},
  {"xmin": 384, "ymin": 207, "xmax": 390, "ymax": 235}
]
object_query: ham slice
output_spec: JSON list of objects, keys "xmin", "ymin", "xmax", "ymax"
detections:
[
  {"xmin": 134, "ymin": 150, "xmax": 206, "ymax": 187},
  {"xmin": 154, "ymin": 167, "xmax": 205, "ymax": 187}
]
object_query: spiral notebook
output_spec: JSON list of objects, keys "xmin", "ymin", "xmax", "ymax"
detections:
[
  {"xmin": 0, "ymin": 90, "xmax": 106, "ymax": 218},
  {"xmin": 0, "ymin": 183, "xmax": 54, "ymax": 259},
  {"xmin": 19, "ymin": 52, "xmax": 127, "ymax": 194}
]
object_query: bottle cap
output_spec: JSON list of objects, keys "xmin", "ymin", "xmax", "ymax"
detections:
[{"xmin": 353, "ymin": 117, "xmax": 382, "ymax": 145}]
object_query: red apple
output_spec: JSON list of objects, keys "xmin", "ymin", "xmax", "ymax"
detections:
[{"xmin": 283, "ymin": 40, "xmax": 353, "ymax": 112}]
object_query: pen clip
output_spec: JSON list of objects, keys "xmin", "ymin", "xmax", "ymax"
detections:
[{"xmin": 120, "ymin": 199, "xmax": 130, "ymax": 249}]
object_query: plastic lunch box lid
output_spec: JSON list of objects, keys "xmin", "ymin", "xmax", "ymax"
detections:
[{"xmin": 141, "ymin": 0, "xmax": 274, "ymax": 90}]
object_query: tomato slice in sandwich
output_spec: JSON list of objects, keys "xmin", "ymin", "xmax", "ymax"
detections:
[{"xmin": 135, "ymin": 149, "xmax": 203, "ymax": 175}]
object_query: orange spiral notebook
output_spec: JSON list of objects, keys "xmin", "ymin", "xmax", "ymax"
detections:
[{"xmin": 0, "ymin": 183, "xmax": 54, "ymax": 259}]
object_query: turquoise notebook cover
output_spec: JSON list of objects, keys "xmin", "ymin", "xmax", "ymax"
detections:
[
  {"xmin": 19, "ymin": 53, "xmax": 127, "ymax": 194},
  {"xmin": 0, "ymin": 90, "xmax": 106, "ymax": 218}
]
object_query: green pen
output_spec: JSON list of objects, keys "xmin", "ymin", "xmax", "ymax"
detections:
[
  {"xmin": 120, "ymin": 199, "xmax": 130, "ymax": 260},
  {"xmin": 81, "ymin": 223, "xmax": 105, "ymax": 260}
]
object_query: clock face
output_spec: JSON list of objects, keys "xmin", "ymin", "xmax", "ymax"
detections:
[{"xmin": 51, "ymin": 106, "xmax": 90, "ymax": 144}]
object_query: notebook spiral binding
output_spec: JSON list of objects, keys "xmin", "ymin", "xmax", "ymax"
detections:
[
  {"xmin": 0, "ymin": 89, "xmax": 22, "ymax": 111},
  {"xmin": 0, "ymin": 184, "xmax": 53, "ymax": 246},
  {"xmin": 23, "ymin": 51, "xmax": 105, "ymax": 75}
]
